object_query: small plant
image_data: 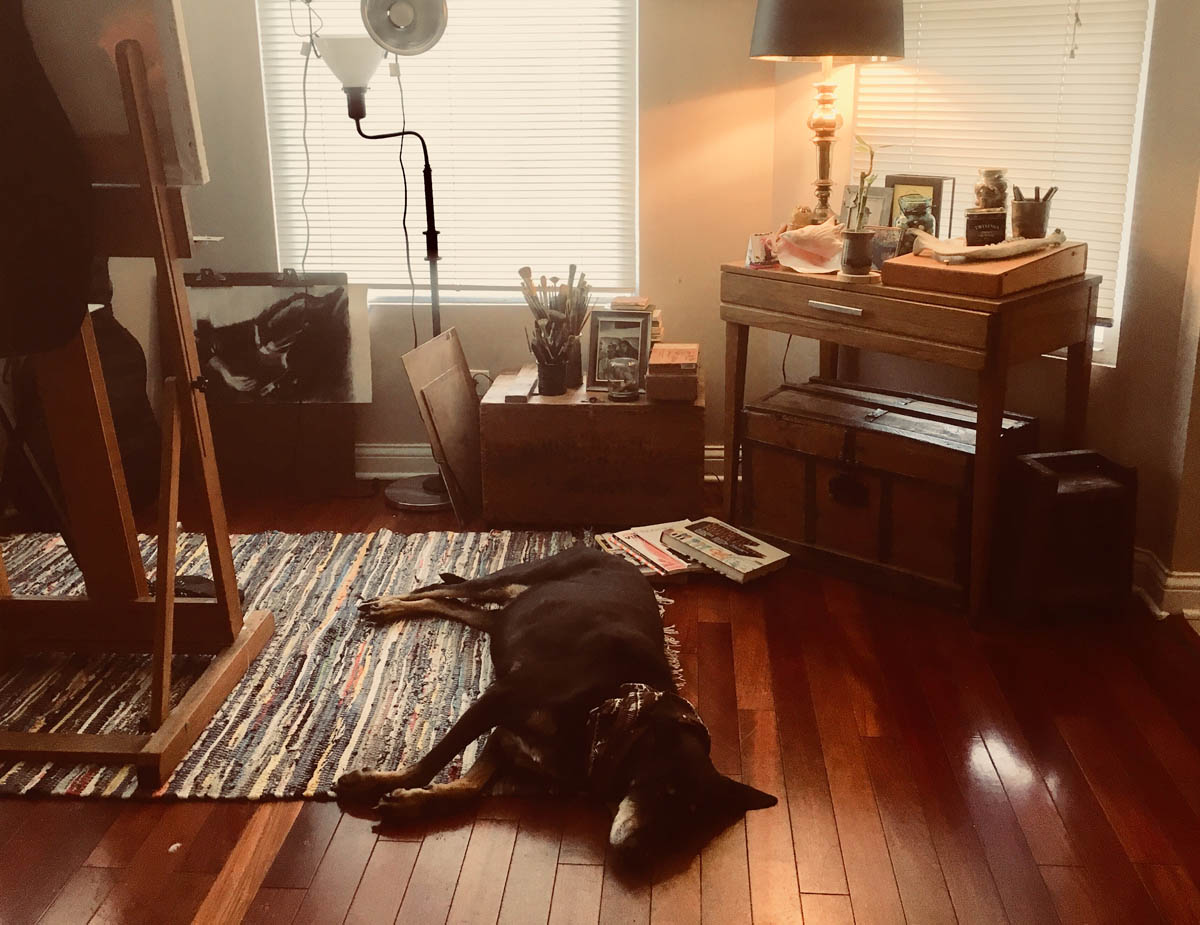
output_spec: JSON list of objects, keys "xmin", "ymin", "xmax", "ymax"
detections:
[{"xmin": 848, "ymin": 136, "xmax": 886, "ymax": 232}]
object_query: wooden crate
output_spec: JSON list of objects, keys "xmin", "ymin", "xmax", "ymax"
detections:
[
  {"xmin": 881, "ymin": 242, "xmax": 1088, "ymax": 298},
  {"xmin": 741, "ymin": 379, "xmax": 1038, "ymax": 600},
  {"xmin": 480, "ymin": 367, "xmax": 705, "ymax": 527}
]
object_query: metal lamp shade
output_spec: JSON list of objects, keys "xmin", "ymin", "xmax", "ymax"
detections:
[
  {"xmin": 363, "ymin": 0, "xmax": 448, "ymax": 56},
  {"xmin": 750, "ymin": 0, "xmax": 904, "ymax": 62}
]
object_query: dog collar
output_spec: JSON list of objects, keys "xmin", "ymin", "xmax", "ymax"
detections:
[{"xmin": 586, "ymin": 683, "xmax": 710, "ymax": 793}]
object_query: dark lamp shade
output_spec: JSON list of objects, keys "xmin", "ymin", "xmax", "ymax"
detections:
[{"xmin": 750, "ymin": 0, "xmax": 904, "ymax": 62}]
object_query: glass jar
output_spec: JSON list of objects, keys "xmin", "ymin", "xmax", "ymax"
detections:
[
  {"xmin": 607, "ymin": 356, "xmax": 640, "ymax": 402},
  {"xmin": 894, "ymin": 194, "xmax": 935, "ymax": 255},
  {"xmin": 974, "ymin": 167, "xmax": 1009, "ymax": 210}
]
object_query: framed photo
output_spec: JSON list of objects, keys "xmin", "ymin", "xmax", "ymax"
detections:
[
  {"xmin": 838, "ymin": 185, "xmax": 893, "ymax": 229},
  {"xmin": 587, "ymin": 310, "xmax": 652, "ymax": 391},
  {"xmin": 884, "ymin": 174, "xmax": 957, "ymax": 237}
]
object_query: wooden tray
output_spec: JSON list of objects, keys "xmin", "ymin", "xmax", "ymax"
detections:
[{"xmin": 881, "ymin": 242, "xmax": 1087, "ymax": 298}]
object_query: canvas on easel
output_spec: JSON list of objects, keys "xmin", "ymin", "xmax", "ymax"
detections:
[{"xmin": 0, "ymin": 39, "xmax": 273, "ymax": 789}]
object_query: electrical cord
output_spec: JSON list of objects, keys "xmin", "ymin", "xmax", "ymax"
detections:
[
  {"xmin": 781, "ymin": 335, "xmax": 795, "ymax": 385},
  {"xmin": 394, "ymin": 55, "xmax": 419, "ymax": 349}
]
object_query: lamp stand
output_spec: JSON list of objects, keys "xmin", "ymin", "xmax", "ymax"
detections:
[
  {"xmin": 807, "ymin": 78, "xmax": 842, "ymax": 223},
  {"xmin": 353, "ymin": 118, "xmax": 452, "ymax": 513}
]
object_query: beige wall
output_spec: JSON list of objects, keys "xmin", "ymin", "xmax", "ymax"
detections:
[{"xmin": 113, "ymin": 0, "xmax": 1200, "ymax": 574}]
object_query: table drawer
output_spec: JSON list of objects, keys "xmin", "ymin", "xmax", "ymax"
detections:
[{"xmin": 721, "ymin": 271, "xmax": 990, "ymax": 350}]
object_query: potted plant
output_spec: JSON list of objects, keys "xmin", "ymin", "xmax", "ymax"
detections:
[
  {"xmin": 519, "ymin": 265, "xmax": 592, "ymax": 395},
  {"xmin": 841, "ymin": 136, "xmax": 883, "ymax": 278}
]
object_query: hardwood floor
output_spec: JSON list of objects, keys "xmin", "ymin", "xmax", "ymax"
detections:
[{"xmin": 4, "ymin": 489, "xmax": 1200, "ymax": 923}]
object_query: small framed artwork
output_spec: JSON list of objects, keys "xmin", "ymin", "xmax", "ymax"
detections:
[
  {"xmin": 838, "ymin": 185, "xmax": 893, "ymax": 228},
  {"xmin": 884, "ymin": 174, "xmax": 957, "ymax": 237},
  {"xmin": 587, "ymin": 310, "xmax": 652, "ymax": 391}
]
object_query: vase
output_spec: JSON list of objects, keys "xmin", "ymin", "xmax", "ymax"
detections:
[
  {"xmin": 565, "ymin": 338, "xmax": 583, "ymax": 389},
  {"xmin": 840, "ymin": 229, "xmax": 875, "ymax": 276},
  {"xmin": 974, "ymin": 167, "xmax": 1009, "ymax": 210},
  {"xmin": 537, "ymin": 361, "xmax": 567, "ymax": 396}
]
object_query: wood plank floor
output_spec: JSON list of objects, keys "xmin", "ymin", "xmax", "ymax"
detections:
[{"xmin": 4, "ymin": 489, "xmax": 1200, "ymax": 923}]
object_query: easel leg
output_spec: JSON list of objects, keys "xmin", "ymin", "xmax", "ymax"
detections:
[{"xmin": 151, "ymin": 378, "xmax": 182, "ymax": 729}]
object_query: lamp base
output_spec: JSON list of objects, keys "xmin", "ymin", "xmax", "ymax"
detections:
[{"xmin": 384, "ymin": 472, "xmax": 453, "ymax": 512}]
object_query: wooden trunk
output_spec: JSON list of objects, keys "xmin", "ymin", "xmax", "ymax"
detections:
[
  {"xmin": 741, "ymin": 379, "xmax": 1038, "ymax": 601},
  {"xmin": 481, "ymin": 366, "xmax": 704, "ymax": 527}
]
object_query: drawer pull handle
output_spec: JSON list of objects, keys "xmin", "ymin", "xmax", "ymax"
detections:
[{"xmin": 810, "ymin": 300, "xmax": 864, "ymax": 317}]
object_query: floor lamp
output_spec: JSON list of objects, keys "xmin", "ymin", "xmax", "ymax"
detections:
[
  {"xmin": 750, "ymin": 0, "xmax": 904, "ymax": 224},
  {"xmin": 316, "ymin": 0, "xmax": 451, "ymax": 511}
]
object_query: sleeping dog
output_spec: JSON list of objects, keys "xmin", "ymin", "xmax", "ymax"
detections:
[{"xmin": 335, "ymin": 546, "xmax": 776, "ymax": 862}]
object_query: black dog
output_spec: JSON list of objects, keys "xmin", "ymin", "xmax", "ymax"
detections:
[{"xmin": 335, "ymin": 546, "xmax": 776, "ymax": 862}]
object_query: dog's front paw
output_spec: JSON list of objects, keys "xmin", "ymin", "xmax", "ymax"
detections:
[
  {"xmin": 376, "ymin": 787, "xmax": 433, "ymax": 822},
  {"xmin": 357, "ymin": 596, "xmax": 405, "ymax": 622},
  {"xmin": 335, "ymin": 768, "xmax": 394, "ymax": 803}
]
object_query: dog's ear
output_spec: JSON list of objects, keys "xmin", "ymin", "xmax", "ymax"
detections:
[{"xmin": 715, "ymin": 775, "xmax": 778, "ymax": 811}]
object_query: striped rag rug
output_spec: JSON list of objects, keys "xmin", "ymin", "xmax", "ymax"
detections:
[{"xmin": 0, "ymin": 528, "xmax": 674, "ymax": 800}]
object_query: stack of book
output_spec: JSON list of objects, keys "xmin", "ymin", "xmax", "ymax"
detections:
[
  {"xmin": 595, "ymin": 521, "xmax": 708, "ymax": 582},
  {"xmin": 611, "ymin": 296, "xmax": 664, "ymax": 342},
  {"xmin": 647, "ymin": 343, "xmax": 699, "ymax": 402},
  {"xmin": 596, "ymin": 517, "xmax": 788, "ymax": 584}
]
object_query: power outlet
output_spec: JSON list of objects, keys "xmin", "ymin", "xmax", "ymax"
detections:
[{"xmin": 470, "ymin": 369, "xmax": 492, "ymax": 397}]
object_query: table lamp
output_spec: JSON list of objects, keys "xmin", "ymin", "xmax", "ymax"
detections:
[{"xmin": 750, "ymin": 0, "xmax": 904, "ymax": 224}]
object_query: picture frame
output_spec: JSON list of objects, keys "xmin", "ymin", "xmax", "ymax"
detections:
[
  {"xmin": 884, "ymin": 174, "xmax": 957, "ymax": 237},
  {"xmin": 587, "ymin": 310, "xmax": 652, "ymax": 391},
  {"xmin": 838, "ymin": 185, "xmax": 893, "ymax": 229}
]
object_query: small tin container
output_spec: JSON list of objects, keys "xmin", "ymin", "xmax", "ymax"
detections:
[{"xmin": 965, "ymin": 207, "xmax": 1007, "ymax": 246}]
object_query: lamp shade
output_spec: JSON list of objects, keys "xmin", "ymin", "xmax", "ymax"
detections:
[
  {"xmin": 314, "ymin": 35, "xmax": 385, "ymax": 88},
  {"xmin": 362, "ymin": 0, "xmax": 448, "ymax": 57},
  {"xmin": 750, "ymin": 0, "xmax": 904, "ymax": 62}
]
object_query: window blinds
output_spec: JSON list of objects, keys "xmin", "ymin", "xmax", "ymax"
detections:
[
  {"xmin": 256, "ymin": 1, "xmax": 638, "ymax": 294},
  {"xmin": 853, "ymin": 0, "xmax": 1152, "ymax": 325}
]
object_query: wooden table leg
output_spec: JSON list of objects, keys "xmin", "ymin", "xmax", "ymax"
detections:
[
  {"xmin": 1064, "ymin": 287, "xmax": 1097, "ymax": 447},
  {"xmin": 723, "ymin": 322, "xmax": 750, "ymax": 520},
  {"xmin": 819, "ymin": 341, "xmax": 839, "ymax": 379},
  {"xmin": 969, "ymin": 352, "xmax": 1009, "ymax": 619}
]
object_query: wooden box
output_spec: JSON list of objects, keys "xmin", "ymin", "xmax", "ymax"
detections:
[
  {"xmin": 480, "ymin": 367, "xmax": 704, "ymax": 527},
  {"xmin": 994, "ymin": 450, "xmax": 1136, "ymax": 617},
  {"xmin": 741, "ymin": 379, "xmax": 1038, "ymax": 599},
  {"xmin": 881, "ymin": 242, "xmax": 1087, "ymax": 298}
]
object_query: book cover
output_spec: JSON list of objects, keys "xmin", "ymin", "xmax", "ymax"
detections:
[{"xmin": 661, "ymin": 519, "xmax": 788, "ymax": 583}]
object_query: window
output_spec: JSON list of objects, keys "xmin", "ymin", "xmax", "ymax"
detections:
[
  {"xmin": 853, "ymin": 0, "xmax": 1153, "ymax": 335},
  {"xmin": 256, "ymin": 0, "xmax": 638, "ymax": 297}
]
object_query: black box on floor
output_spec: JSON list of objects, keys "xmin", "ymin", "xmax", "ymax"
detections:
[{"xmin": 994, "ymin": 450, "xmax": 1136, "ymax": 618}]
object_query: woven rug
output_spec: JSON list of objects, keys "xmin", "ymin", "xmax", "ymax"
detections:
[{"xmin": 0, "ymin": 528, "xmax": 652, "ymax": 799}]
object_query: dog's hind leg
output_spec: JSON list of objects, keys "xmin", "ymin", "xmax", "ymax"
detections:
[
  {"xmin": 336, "ymin": 682, "xmax": 510, "ymax": 803},
  {"xmin": 374, "ymin": 734, "xmax": 505, "ymax": 822},
  {"xmin": 357, "ymin": 595, "xmax": 498, "ymax": 632}
]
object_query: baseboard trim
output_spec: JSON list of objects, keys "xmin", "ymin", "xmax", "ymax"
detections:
[
  {"xmin": 354, "ymin": 443, "xmax": 437, "ymax": 479},
  {"xmin": 1134, "ymin": 546, "xmax": 1200, "ymax": 619},
  {"xmin": 357, "ymin": 442, "xmax": 728, "ymax": 481}
]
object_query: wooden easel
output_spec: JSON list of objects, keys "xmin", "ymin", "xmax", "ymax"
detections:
[{"xmin": 0, "ymin": 40, "xmax": 274, "ymax": 789}]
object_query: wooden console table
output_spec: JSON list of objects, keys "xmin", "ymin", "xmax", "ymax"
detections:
[{"xmin": 720, "ymin": 264, "xmax": 1101, "ymax": 616}]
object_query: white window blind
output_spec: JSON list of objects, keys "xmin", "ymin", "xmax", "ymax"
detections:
[
  {"xmin": 256, "ymin": 1, "xmax": 638, "ymax": 295},
  {"xmin": 853, "ymin": 0, "xmax": 1152, "ymax": 328}
]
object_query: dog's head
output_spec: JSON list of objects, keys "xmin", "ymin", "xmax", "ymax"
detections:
[{"xmin": 601, "ymin": 693, "xmax": 776, "ymax": 865}]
